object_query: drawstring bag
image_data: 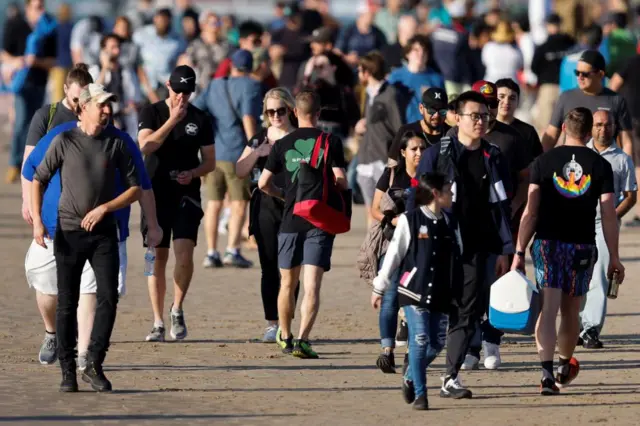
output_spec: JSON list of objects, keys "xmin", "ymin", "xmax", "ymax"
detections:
[{"xmin": 293, "ymin": 132, "xmax": 352, "ymax": 235}]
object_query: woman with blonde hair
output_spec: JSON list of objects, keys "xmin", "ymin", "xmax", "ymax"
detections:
[
  {"xmin": 481, "ymin": 20, "xmax": 523, "ymax": 83},
  {"xmin": 236, "ymin": 87, "xmax": 299, "ymax": 342}
]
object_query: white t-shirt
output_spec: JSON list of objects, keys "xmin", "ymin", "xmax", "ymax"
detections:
[{"xmin": 481, "ymin": 42, "xmax": 524, "ymax": 83}]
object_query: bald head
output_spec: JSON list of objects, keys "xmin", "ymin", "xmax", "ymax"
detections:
[
  {"xmin": 398, "ymin": 15, "xmax": 418, "ymax": 46},
  {"xmin": 592, "ymin": 110, "xmax": 615, "ymax": 147}
]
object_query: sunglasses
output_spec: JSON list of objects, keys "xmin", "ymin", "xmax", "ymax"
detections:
[
  {"xmin": 173, "ymin": 88, "xmax": 193, "ymax": 95},
  {"xmin": 574, "ymin": 70, "xmax": 594, "ymax": 78},
  {"xmin": 424, "ymin": 106, "xmax": 448, "ymax": 117},
  {"xmin": 266, "ymin": 107, "xmax": 288, "ymax": 118}
]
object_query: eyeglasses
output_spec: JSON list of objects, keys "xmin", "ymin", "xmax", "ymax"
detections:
[
  {"xmin": 574, "ymin": 70, "xmax": 594, "ymax": 78},
  {"xmin": 459, "ymin": 113, "xmax": 491, "ymax": 123},
  {"xmin": 593, "ymin": 123, "xmax": 613, "ymax": 128},
  {"xmin": 425, "ymin": 106, "xmax": 448, "ymax": 117},
  {"xmin": 266, "ymin": 107, "xmax": 288, "ymax": 118}
]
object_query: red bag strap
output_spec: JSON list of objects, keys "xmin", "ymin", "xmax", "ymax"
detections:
[{"xmin": 310, "ymin": 132, "xmax": 324, "ymax": 168}]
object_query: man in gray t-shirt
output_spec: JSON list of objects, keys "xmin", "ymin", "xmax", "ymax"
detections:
[
  {"xmin": 32, "ymin": 84, "xmax": 142, "ymax": 394},
  {"xmin": 541, "ymin": 50, "xmax": 634, "ymax": 158}
]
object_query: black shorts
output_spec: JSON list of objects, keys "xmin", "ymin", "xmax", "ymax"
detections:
[{"xmin": 142, "ymin": 192, "xmax": 204, "ymax": 248}]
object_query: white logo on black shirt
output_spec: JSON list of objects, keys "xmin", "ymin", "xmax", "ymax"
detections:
[{"xmin": 185, "ymin": 123, "xmax": 199, "ymax": 135}]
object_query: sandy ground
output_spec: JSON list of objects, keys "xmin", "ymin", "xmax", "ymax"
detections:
[{"xmin": 0, "ymin": 136, "xmax": 638, "ymax": 425}]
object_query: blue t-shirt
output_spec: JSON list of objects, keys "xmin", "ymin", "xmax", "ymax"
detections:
[
  {"xmin": 192, "ymin": 76, "xmax": 262, "ymax": 163},
  {"xmin": 388, "ymin": 66, "xmax": 445, "ymax": 122},
  {"xmin": 22, "ymin": 122, "xmax": 151, "ymax": 241}
]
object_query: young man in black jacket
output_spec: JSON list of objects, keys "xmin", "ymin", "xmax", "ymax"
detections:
[{"xmin": 409, "ymin": 91, "xmax": 514, "ymax": 399}]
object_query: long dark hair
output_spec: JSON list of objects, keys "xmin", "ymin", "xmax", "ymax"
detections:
[
  {"xmin": 415, "ymin": 172, "xmax": 449, "ymax": 206},
  {"xmin": 395, "ymin": 130, "xmax": 424, "ymax": 172}
]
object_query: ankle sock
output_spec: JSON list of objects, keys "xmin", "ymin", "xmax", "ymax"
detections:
[
  {"xmin": 226, "ymin": 248, "xmax": 239, "ymax": 256},
  {"xmin": 154, "ymin": 320, "xmax": 164, "ymax": 328},
  {"xmin": 558, "ymin": 357, "xmax": 570, "ymax": 375},
  {"xmin": 207, "ymin": 249, "xmax": 219, "ymax": 257},
  {"xmin": 541, "ymin": 360, "xmax": 554, "ymax": 380},
  {"xmin": 45, "ymin": 330, "xmax": 56, "ymax": 336}
]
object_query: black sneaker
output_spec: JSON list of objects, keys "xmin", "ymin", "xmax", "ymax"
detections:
[
  {"xmin": 59, "ymin": 367, "xmax": 78, "ymax": 392},
  {"xmin": 540, "ymin": 378, "xmax": 560, "ymax": 395},
  {"xmin": 582, "ymin": 328, "xmax": 603, "ymax": 349},
  {"xmin": 395, "ymin": 320, "xmax": 408, "ymax": 347},
  {"xmin": 82, "ymin": 361, "xmax": 112, "ymax": 392},
  {"xmin": 376, "ymin": 352, "xmax": 396, "ymax": 374},
  {"xmin": 292, "ymin": 339, "xmax": 319, "ymax": 359},
  {"xmin": 401, "ymin": 357, "xmax": 415, "ymax": 404},
  {"xmin": 413, "ymin": 394, "xmax": 429, "ymax": 410},
  {"xmin": 577, "ymin": 335, "xmax": 584, "ymax": 346},
  {"xmin": 440, "ymin": 375, "xmax": 473, "ymax": 399},
  {"xmin": 276, "ymin": 328, "xmax": 294, "ymax": 354}
]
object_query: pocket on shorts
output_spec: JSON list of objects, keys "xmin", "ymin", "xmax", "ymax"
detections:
[
  {"xmin": 180, "ymin": 196, "xmax": 204, "ymax": 221},
  {"xmin": 572, "ymin": 247, "xmax": 595, "ymax": 272}
]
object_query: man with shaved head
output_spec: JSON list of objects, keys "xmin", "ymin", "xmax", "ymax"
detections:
[{"xmin": 579, "ymin": 110, "xmax": 637, "ymax": 349}]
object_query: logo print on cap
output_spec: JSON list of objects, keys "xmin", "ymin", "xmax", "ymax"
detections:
[
  {"xmin": 480, "ymin": 84, "xmax": 494, "ymax": 95},
  {"xmin": 180, "ymin": 77, "xmax": 195, "ymax": 83},
  {"xmin": 185, "ymin": 123, "xmax": 199, "ymax": 136},
  {"xmin": 434, "ymin": 92, "xmax": 441, "ymax": 99}
]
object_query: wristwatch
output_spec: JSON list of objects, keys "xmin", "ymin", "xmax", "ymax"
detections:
[{"xmin": 516, "ymin": 250, "xmax": 526, "ymax": 258}]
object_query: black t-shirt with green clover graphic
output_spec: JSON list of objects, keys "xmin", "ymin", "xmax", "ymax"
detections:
[{"xmin": 264, "ymin": 127, "xmax": 347, "ymax": 233}]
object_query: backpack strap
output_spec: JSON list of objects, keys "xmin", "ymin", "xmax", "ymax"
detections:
[
  {"xmin": 46, "ymin": 102, "xmax": 58, "ymax": 132},
  {"xmin": 436, "ymin": 136, "xmax": 452, "ymax": 174},
  {"xmin": 389, "ymin": 167, "xmax": 396, "ymax": 188}
]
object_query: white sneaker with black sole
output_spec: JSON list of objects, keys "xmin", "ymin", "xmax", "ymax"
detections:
[
  {"xmin": 440, "ymin": 375, "xmax": 473, "ymax": 399},
  {"xmin": 460, "ymin": 354, "xmax": 480, "ymax": 370},
  {"xmin": 483, "ymin": 341, "xmax": 501, "ymax": 370}
]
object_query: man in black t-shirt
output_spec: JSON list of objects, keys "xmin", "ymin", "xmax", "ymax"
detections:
[
  {"xmin": 388, "ymin": 87, "xmax": 450, "ymax": 166},
  {"xmin": 3, "ymin": 0, "xmax": 57, "ymax": 183},
  {"xmin": 512, "ymin": 107, "xmax": 624, "ymax": 396},
  {"xmin": 610, "ymin": 54, "xmax": 640, "ymax": 226},
  {"xmin": 495, "ymin": 78, "xmax": 544, "ymax": 236},
  {"xmin": 137, "ymin": 65, "xmax": 216, "ymax": 343},
  {"xmin": 259, "ymin": 90, "xmax": 347, "ymax": 359}
]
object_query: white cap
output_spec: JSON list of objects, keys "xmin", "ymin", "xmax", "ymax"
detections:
[
  {"xmin": 447, "ymin": 0, "xmax": 466, "ymax": 19},
  {"xmin": 78, "ymin": 83, "xmax": 117, "ymax": 106}
]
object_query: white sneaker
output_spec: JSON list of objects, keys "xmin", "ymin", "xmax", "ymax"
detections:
[
  {"xmin": 440, "ymin": 375, "xmax": 472, "ymax": 399},
  {"xmin": 483, "ymin": 341, "xmax": 501, "ymax": 370},
  {"xmin": 262, "ymin": 324, "xmax": 278, "ymax": 343},
  {"xmin": 460, "ymin": 354, "xmax": 480, "ymax": 370}
]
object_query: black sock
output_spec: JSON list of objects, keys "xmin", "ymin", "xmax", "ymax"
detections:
[
  {"xmin": 45, "ymin": 330, "xmax": 55, "ymax": 335},
  {"xmin": 541, "ymin": 361, "xmax": 554, "ymax": 380},
  {"xmin": 558, "ymin": 357, "xmax": 569, "ymax": 366}
]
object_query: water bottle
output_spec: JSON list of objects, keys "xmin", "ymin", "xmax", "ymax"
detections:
[{"xmin": 144, "ymin": 247, "xmax": 156, "ymax": 277}]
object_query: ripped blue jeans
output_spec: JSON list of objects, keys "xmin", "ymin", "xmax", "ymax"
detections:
[{"xmin": 403, "ymin": 305, "xmax": 449, "ymax": 399}]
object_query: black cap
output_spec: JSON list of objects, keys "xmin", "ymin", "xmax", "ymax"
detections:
[
  {"xmin": 578, "ymin": 49, "xmax": 606, "ymax": 71},
  {"xmin": 422, "ymin": 87, "xmax": 448, "ymax": 109},
  {"xmin": 169, "ymin": 65, "xmax": 196, "ymax": 94},
  {"xmin": 545, "ymin": 13, "xmax": 562, "ymax": 25},
  {"xmin": 306, "ymin": 27, "xmax": 334, "ymax": 44}
]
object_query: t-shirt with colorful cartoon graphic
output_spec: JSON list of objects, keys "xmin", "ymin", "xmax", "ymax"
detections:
[
  {"xmin": 264, "ymin": 128, "xmax": 347, "ymax": 233},
  {"xmin": 531, "ymin": 145, "xmax": 614, "ymax": 245}
]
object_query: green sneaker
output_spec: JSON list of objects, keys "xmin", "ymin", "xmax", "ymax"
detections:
[
  {"xmin": 276, "ymin": 327, "xmax": 293, "ymax": 354},
  {"xmin": 293, "ymin": 339, "xmax": 319, "ymax": 359}
]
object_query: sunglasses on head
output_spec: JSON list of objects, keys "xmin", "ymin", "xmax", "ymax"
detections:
[
  {"xmin": 266, "ymin": 107, "xmax": 288, "ymax": 118},
  {"xmin": 574, "ymin": 70, "xmax": 594, "ymax": 78}
]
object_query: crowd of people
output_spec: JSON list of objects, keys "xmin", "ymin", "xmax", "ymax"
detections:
[{"xmin": 2, "ymin": 0, "xmax": 640, "ymax": 411}]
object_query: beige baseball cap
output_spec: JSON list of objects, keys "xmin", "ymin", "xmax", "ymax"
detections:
[{"xmin": 78, "ymin": 83, "xmax": 117, "ymax": 106}]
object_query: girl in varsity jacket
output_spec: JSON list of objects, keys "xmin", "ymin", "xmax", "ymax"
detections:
[{"xmin": 371, "ymin": 172, "xmax": 462, "ymax": 410}]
